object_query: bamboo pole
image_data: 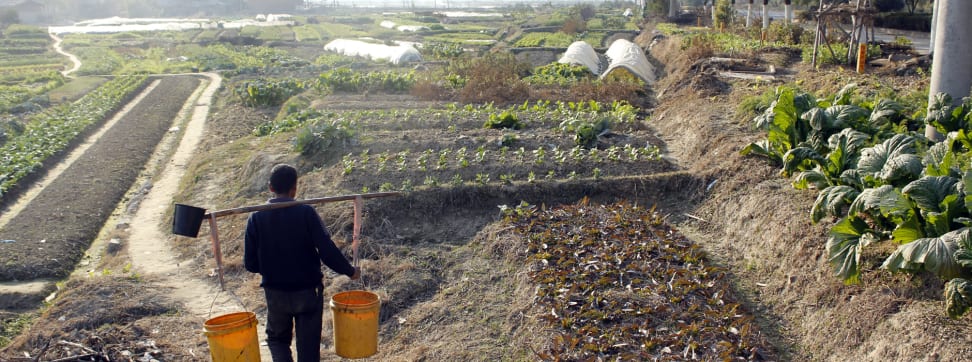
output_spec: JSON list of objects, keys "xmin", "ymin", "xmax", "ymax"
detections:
[
  {"xmin": 203, "ymin": 191, "xmax": 401, "ymax": 289},
  {"xmin": 204, "ymin": 191, "xmax": 401, "ymax": 218}
]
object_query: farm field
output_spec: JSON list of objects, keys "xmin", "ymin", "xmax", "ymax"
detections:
[{"xmin": 1, "ymin": 2, "xmax": 971, "ymax": 361}]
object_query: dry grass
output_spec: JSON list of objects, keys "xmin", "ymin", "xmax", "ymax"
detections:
[{"xmin": 2, "ymin": 276, "xmax": 203, "ymax": 361}]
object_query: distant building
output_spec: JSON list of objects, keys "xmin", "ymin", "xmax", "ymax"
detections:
[{"xmin": 0, "ymin": 0, "xmax": 47, "ymax": 24}]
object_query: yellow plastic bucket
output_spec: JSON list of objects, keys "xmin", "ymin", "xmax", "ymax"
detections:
[
  {"xmin": 203, "ymin": 311, "xmax": 261, "ymax": 362},
  {"xmin": 330, "ymin": 290, "xmax": 380, "ymax": 359}
]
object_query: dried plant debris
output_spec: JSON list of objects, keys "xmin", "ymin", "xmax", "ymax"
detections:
[{"xmin": 505, "ymin": 201, "xmax": 771, "ymax": 361}]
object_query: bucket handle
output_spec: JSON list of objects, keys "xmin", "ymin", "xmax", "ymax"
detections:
[{"xmin": 209, "ymin": 287, "xmax": 250, "ymax": 319}]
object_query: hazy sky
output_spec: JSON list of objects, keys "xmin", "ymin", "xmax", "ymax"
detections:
[{"xmin": 307, "ymin": 0, "xmax": 606, "ymax": 7}]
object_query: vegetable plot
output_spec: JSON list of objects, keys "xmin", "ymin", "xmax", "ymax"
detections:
[
  {"xmin": 742, "ymin": 84, "xmax": 972, "ymax": 318},
  {"xmin": 0, "ymin": 75, "xmax": 148, "ymax": 200},
  {"xmin": 505, "ymin": 201, "xmax": 767, "ymax": 360}
]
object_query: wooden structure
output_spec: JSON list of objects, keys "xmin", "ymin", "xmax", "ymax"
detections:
[{"xmin": 811, "ymin": 0, "xmax": 877, "ymax": 68}]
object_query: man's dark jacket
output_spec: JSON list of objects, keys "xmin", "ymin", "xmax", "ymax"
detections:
[{"xmin": 244, "ymin": 197, "xmax": 355, "ymax": 290}]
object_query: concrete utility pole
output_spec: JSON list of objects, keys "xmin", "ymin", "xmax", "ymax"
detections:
[
  {"xmin": 784, "ymin": 0, "xmax": 792, "ymax": 24},
  {"xmin": 747, "ymin": 0, "xmax": 753, "ymax": 27},
  {"xmin": 925, "ymin": 0, "xmax": 972, "ymax": 141},
  {"xmin": 930, "ymin": 0, "xmax": 939, "ymax": 57},
  {"xmin": 670, "ymin": 0, "xmax": 679, "ymax": 18},
  {"xmin": 762, "ymin": 0, "xmax": 769, "ymax": 29},
  {"xmin": 712, "ymin": 1, "xmax": 717, "ymax": 25}
]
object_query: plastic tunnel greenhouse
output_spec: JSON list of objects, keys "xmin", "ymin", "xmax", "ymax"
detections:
[
  {"xmin": 554, "ymin": 39, "xmax": 656, "ymax": 84},
  {"xmin": 601, "ymin": 39, "xmax": 656, "ymax": 84},
  {"xmin": 323, "ymin": 39, "xmax": 422, "ymax": 65},
  {"xmin": 558, "ymin": 41, "xmax": 603, "ymax": 76}
]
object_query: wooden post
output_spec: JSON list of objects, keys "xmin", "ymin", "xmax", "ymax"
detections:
[
  {"xmin": 856, "ymin": 43, "xmax": 867, "ymax": 73},
  {"xmin": 811, "ymin": 0, "xmax": 824, "ymax": 68}
]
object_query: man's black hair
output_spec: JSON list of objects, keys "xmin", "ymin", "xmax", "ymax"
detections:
[{"xmin": 269, "ymin": 164, "xmax": 298, "ymax": 194}]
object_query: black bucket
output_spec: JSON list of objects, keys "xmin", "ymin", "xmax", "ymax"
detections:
[{"xmin": 173, "ymin": 204, "xmax": 206, "ymax": 237}]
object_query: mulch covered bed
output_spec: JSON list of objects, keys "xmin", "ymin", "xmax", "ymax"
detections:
[{"xmin": 505, "ymin": 201, "xmax": 773, "ymax": 360}]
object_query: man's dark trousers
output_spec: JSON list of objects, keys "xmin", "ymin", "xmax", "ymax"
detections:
[{"xmin": 264, "ymin": 284, "xmax": 324, "ymax": 362}]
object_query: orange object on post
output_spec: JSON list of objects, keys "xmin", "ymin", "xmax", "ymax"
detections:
[{"xmin": 857, "ymin": 43, "xmax": 867, "ymax": 73}]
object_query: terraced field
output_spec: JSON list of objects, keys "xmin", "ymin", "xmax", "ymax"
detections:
[{"xmin": 0, "ymin": 76, "xmax": 200, "ymax": 304}]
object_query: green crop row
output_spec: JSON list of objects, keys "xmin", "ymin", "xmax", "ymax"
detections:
[
  {"xmin": 743, "ymin": 83, "xmax": 972, "ymax": 319},
  {"xmin": 341, "ymin": 143, "xmax": 661, "ymax": 177},
  {"xmin": 513, "ymin": 32, "xmax": 575, "ymax": 48},
  {"xmin": 0, "ymin": 55, "xmax": 62, "ymax": 68},
  {"xmin": 233, "ymin": 78, "xmax": 309, "ymax": 107},
  {"xmin": 293, "ymin": 25, "xmax": 324, "ymax": 42},
  {"xmin": 0, "ymin": 74, "xmax": 63, "ymax": 114},
  {"xmin": 0, "ymin": 64, "xmax": 63, "ymax": 77},
  {"xmin": 317, "ymin": 68, "xmax": 415, "ymax": 94},
  {"xmin": 0, "ymin": 75, "xmax": 148, "ymax": 199},
  {"xmin": 357, "ymin": 167, "xmax": 612, "ymax": 193}
]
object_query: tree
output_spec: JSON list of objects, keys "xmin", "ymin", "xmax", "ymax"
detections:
[
  {"xmin": 715, "ymin": 0, "xmax": 735, "ymax": 27},
  {"xmin": 646, "ymin": 0, "xmax": 670, "ymax": 18},
  {"xmin": 904, "ymin": 0, "xmax": 923, "ymax": 14},
  {"xmin": 576, "ymin": 4, "xmax": 596, "ymax": 21}
]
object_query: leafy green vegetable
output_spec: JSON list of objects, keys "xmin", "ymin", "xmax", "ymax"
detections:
[
  {"xmin": 826, "ymin": 216, "xmax": 873, "ymax": 284},
  {"xmin": 811, "ymin": 185, "xmax": 860, "ymax": 223},
  {"xmin": 856, "ymin": 134, "xmax": 923, "ymax": 186},
  {"xmin": 483, "ymin": 111, "xmax": 524, "ymax": 130},
  {"xmin": 791, "ymin": 128, "xmax": 869, "ymax": 188},
  {"xmin": 882, "ymin": 228, "xmax": 966, "ymax": 280},
  {"xmin": 926, "ymin": 93, "xmax": 972, "ymax": 135}
]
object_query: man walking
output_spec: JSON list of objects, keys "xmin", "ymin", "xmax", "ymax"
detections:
[{"xmin": 244, "ymin": 164, "xmax": 360, "ymax": 362}]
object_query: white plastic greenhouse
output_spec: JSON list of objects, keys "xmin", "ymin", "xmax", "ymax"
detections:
[
  {"xmin": 558, "ymin": 41, "xmax": 602, "ymax": 76},
  {"xmin": 380, "ymin": 20, "xmax": 429, "ymax": 32},
  {"xmin": 601, "ymin": 39, "xmax": 656, "ymax": 84},
  {"xmin": 323, "ymin": 39, "xmax": 423, "ymax": 65},
  {"xmin": 554, "ymin": 39, "xmax": 656, "ymax": 84}
]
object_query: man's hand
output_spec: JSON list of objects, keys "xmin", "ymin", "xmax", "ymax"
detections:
[{"xmin": 350, "ymin": 267, "xmax": 361, "ymax": 280}]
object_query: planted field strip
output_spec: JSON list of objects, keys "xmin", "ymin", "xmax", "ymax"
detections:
[
  {"xmin": 294, "ymin": 103, "xmax": 664, "ymax": 195},
  {"xmin": 305, "ymin": 101, "xmax": 638, "ymax": 132},
  {"xmin": 0, "ymin": 55, "xmax": 62, "ymax": 68},
  {"xmin": 339, "ymin": 143, "xmax": 669, "ymax": 191},
  {"xmin": 509, "ymin": 202, "xmax": 766, "ymax": 360},
  {"xmin": 362, "ymin": 172, "xmax": 707, "ymax": 246},
  {"xmin": 0, "ymin": 64, "xmax": 63, "ymax": 78},
  {"xmin": 294, "ymin": 25, "xmax": 323, "ymax": 42},
  {"xmin": 0, "ymin": 76, "xmax": 201, "ymax": 281},
  {"xmin": 0, "ymin": 76, "xmax": 149, "ymax": 199}
]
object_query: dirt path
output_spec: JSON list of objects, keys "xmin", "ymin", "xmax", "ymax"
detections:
[
  {"xmin": 49, "ymin": 33, "xmax": 81, "ymax": 77},
  {"xmin": 38, "ymin": 35, "xmax": 242, "ymax": 316},
  {"xmin": 119, "ymin": 73, "xmax": 274, "ymax": 359},
  {"xmin": 123, "ymin": 73, "xmax": 243, "ymax": 315}
]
